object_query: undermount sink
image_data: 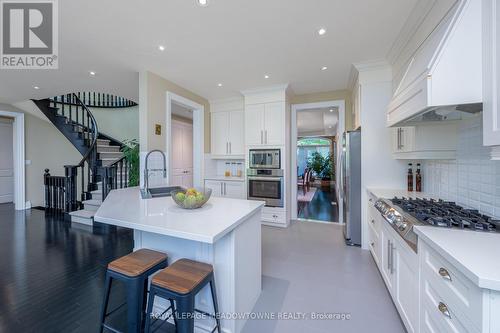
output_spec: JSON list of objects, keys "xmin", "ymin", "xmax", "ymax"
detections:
[{"xmin": 141, "ymin": 186, "xmax": 184, "ymax": 199}]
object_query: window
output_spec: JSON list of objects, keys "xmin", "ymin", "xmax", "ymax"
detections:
[{"xmin": 297, "ymin": 137, "xmax": 332, "ymax": 176}]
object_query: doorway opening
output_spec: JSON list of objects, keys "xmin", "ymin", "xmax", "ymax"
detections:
[
  {"xmin": 291, "ymin": 100, "xmax": 345, "ymax": 223},
  {"xmin": 170, "ymin": 102, "xmax": 194, "ymax": 188},
  {"xmin": 0, "ymin": 117, "xmax": 14, "ymax": 204},
  {"xmin": 165, "ymin": 92, "xmax": 204, "ymax": 188}
]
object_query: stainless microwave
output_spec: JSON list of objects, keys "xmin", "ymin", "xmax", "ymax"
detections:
[{"xmin": 248, "ymin": 149, "xmax": 281, "ymax": 169}]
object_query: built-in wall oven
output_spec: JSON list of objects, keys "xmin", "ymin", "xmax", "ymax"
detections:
[
  {"xmin": 249, "ymin": 149, "xmax": 281, "ymax": 169},
  {"xmin": 247, "ymin": 168, "xmax": 284, "ymax": 207}
]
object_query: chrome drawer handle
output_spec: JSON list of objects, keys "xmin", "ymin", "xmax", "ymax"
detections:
[
  {"xmin": 370, "ymin": 242, "xmax": 375, "ymax": 247},
  {"xmin": 369, "ymin": 198, "xmax": 373, "ymax": 202},
  {"xmin": 371, "ymin": 219, "xmax": 375, "ymax": 224},
  {"xmin": 439, "ymin": 267, "xmax": 452, "ymax": 281},
  {"xmin": 438, "ymin": 302, "xmax": 451, "ymax": 318}
]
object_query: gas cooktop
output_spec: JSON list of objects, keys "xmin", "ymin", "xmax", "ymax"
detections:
[{"xmin": 390, "ymin": 197, "xmax": 500, "ymax": 232}]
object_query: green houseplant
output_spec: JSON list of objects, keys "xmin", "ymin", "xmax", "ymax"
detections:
[
  {"xmin": 121, "ymin": 139, "xmax": 140, "ymax": 187},
  {"xmin": 307, "ymin": 152, "xmax": 335, "ymax": 186}
]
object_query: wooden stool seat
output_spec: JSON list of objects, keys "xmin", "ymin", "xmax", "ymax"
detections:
[
  {"xmin": 152, "ymin": 258, "xmax": 213, "ymax": 294},
  {"xmin": 108, "ymin": 249, "xmax": 168, "ymax": 277}
]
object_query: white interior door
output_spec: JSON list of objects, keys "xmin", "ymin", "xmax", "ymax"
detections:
[
  {"xmin": 171, "ymin": 120, "xmax": 193, "ymax": 188},
  {"xmin": 0, "ymin": 119, "xmax": 14, "ymax": 203}
]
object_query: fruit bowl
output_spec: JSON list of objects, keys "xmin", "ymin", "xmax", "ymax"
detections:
[{"xmin": 171, "ymin": 187, "xmax": 212, "ymax": 209}]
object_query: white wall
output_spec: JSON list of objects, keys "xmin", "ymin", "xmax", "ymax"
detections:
[
  {"xmin": 423, "ymin": 116, "xmax": 500, "ymax": 218},
  {"xmin": 90, "ymin": 105, "xmax": 139, "ymax": 142}
]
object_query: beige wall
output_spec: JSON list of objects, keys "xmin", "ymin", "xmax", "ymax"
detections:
[
  {"xmin": 90, "ymin": 105, "xmax": 139, "ymax": 142},
  {"xmin": 139, "ymin": 71, "xmax": 210, "ymax": 152},
  {"xmin": 290, "ymin": 90, "xmax": 354, "ymax": 131}
]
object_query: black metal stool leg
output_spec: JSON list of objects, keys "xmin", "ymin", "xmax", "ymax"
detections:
[
  {"xmin": 209, "ymin": 276, "xmax": 221, "ymax": 333},
  {"xmin": 144, "ymin": 287, "xmax": 156, "ymax": 333},
  {"xmin": 170, "ymin": 299, "xmax": 178, "ymax": 327},
  {"xmin": 127, "ymin": 277, "xmax": 145, "ymax": 333},
  {"xmin": 176, "ymin": 295, "xmax": 195, "ymax": 333},
  {"xmin": 99, "ymin": 272, "xmax": 112, "ymax": 333}
]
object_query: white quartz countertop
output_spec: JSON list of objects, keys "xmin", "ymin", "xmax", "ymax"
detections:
[
  {"xmin": 204, "ymin": 176, "xmax": 245, "ymax": 182},
  {"xmin": 367, "ymin": 188, "xmax": 439, "ymax": 200},
  {"xmin": 414, "ymin": 226, "xmax": 500, "ymax": 291},
  {"xmin": 94, "ymin": 187, "xmax": 264, "ymax": 244}
]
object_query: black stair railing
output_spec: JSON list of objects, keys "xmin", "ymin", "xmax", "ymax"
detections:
[
  {"xmin": 101, "ymin": 156, "xmax": 130, "ymax": 200},
  {"xmin": 51, "ymin": 92, "xmax": 137, "ymax": 109}
]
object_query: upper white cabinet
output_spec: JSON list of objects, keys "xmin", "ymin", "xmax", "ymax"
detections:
[
  {"xmin": 391, "ymin": 122, "xmax": 458, "ymax": 159},
  {"xmin": 244, "ymin": 102, "xmax": 285, "ymax": 146},
  {"xmin": 387, "ymin": 0, "xmax": 482, "ymax": 126},
  {"xmin": 242, "ymin": 85, "xmax": 288, "ymax": 147},
  {"xmin": 483, "ymin": 0, "xmax": 500, "ymax": 158},
  {"xmin": 210, "ymin": 98, "xmax": 245, "ymax": 159}
]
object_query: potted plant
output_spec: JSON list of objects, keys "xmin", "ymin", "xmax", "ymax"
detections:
[
  {"xmin": 121, "ymin": 139, "xmax": 140, "ymax": 186},
  {"xmin": 307, "ymin": 152, "xmax": 335, "ymax": 187}
]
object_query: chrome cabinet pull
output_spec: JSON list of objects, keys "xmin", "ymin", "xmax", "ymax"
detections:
[
  {"xmin": 390, "ymin": 243, "xmax": 395, "ymax": 274},
  {"xmin": 224, "ymin": 183, "xmax": 227, "ymax": 195},
  {"xmin": 371, "ymin": 219, "xmax": 375, "ymax": 224},
  {"xmin": 387, "ymin": 240, "xmax": 391, "ymax": 270},
  {"xmin": 229, "ymin": 142, "xmax": 231, "ymax": 154},
  {"xmin": 438, "ymin": 302, "xmax": 451, "ymax": 318},
  {"xmin": 439, "ymin": 267, "xmax": 452, "ymax": 281},
  {"xmin": 369, "ymin": 198, "xmax": 373, "ymax": 202},
  {"xmin": 260, "ymin": 130, "xmax": 263, "ymax": 144},
  {"xmin": 265, "ymin": 130, "xmax": 268, "ymax": 144},
  {"xmin": 371, "ymin": 242, "xmax": 375, "ymax": 247}
]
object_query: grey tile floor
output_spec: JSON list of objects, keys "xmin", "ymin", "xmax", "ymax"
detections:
[{"xmin": 242, "ymin": 221, "xmax": 406, "ymax": 333}]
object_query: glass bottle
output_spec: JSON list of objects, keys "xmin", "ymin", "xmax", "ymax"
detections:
[
  {"xmin": 415, "ymin": 163, "xmax": 422, "ymax": 192},
  {"xmin": 407, "ymin": 163, "xmax": 414, "ymax": 192}
]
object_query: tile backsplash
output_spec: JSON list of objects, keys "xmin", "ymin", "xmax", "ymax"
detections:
[{"xmin": 423, "ymin": 116, "xmax": 500, "ymax": 218}]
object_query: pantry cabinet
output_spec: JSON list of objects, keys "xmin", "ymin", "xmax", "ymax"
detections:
[
  {"xmin": 244, "ymin": 102, "xmax": 285, "ymax": 146},
  {"xmin": 482, "ymin": 0, "xmax": 500, "ymax": 157},
  {"xmin": 171, "ymin": 120, "xmax": 193, "ymax": 188}
]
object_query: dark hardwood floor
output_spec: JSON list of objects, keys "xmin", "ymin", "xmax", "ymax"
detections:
[
  {"xmin": 0, "ymin": 203, "xmax": 135, "ymax": 333},
  {"xmin": 297, "ymin": 185, "xmax": 339, "ymax": 222}
]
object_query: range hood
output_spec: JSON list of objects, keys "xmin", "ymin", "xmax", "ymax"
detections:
[{"xmin": 387, "ymin": 0, "xmax": 482, "ymax": 126}]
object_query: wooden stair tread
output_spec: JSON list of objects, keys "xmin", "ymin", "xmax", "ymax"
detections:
[
  {"xmin": 152, "ymin": 259, "xmax": 213, "ymax": 294},
  {"xmin": 109, "ymin": 249, "xmax": 168, "ymax": 277}
]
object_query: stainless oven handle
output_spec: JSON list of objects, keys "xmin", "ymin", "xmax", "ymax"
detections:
[{"xmin": 248, "ymin": 177, "xmax": 283, "ymax": 181}]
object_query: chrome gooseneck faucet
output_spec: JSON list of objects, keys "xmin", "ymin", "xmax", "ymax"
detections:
[{"xmin": 144, "ymin": 150, "xmax": 167, "ymax": 193}]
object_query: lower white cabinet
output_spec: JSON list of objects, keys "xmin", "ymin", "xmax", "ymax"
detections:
[
  {"xmin": 261, "ymin": 206, "xmax": 286, "ymax": 227},
  {"xmin": 368, "ymin": 198, "xmax": 418, "ymax": 333},
  {"xmin": 204, "ymin": 179, "xmax": 245, "ymax": 199}
]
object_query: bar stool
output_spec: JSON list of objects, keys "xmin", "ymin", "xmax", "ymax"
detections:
[
  {"xmin": 144, "ymin": 259, "xmax": 221, "ymax": 333},
  {"xmin": 99, "ymin": 249, "xmax": 168, "ymax": 333}
]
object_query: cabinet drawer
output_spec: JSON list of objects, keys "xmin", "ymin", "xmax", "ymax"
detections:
[
  {"xmin": 368, "ymin": 204, "xmax": 381, "ymax": 234},
  {"xmin": 368, "ymin": 223, "xmax": 380, "ymax": 266},
  {"xmin": 420, "ymin": 243, "xmax": 483, "ymax": 330},
  {"xmin": 262, "ymin": 208, "xmax": 285, "ymax": 224},
  {"xmin": 421, "ymin": 278, "xmax": 479, "ymax": 333}
]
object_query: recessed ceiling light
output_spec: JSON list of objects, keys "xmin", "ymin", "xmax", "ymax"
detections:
[
  {"xmin": 329, "ymin": 109, "xmax": 334, "ymax": 112},
  {"xmin": 217, "ymin": 83, "xmax": 223, "ymax": 87},
  {"xmin": 264, "ymin": 75, "xmax": 270, "ymax": 79},
  {"xmin": 89, "ymin": 71, "xmax": 96, "ymax": 76},
  {"xmin": 158, "ymin": 45, "xmax": 165, "ymax": 51},
  {"xmin": 197, "ymin": 0, "xmax": 209, "ymax": 6},
  {"xmin": 318, "ymin": 28, "xmax": 327, "ymax": 36},
  {"xmin": 321, "ymin": 66, "xmax": 328, "ymax": 71},
  {"xmin": 328, "ymin": 126, "xmax": 333, "ymax": 129},
  {"xmin": 33, "ymin": 86, "xmax": 40, "ymax": 90}
]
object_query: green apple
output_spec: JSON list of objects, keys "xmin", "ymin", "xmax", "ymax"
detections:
[
  {"xmin": 184, "ymin": 195, "xmax": 197, "ymax": 208},
  {"xmin": 175, "ymin": 192, "xmax": 186, "ymax": 202}
]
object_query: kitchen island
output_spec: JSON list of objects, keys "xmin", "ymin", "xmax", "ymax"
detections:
[{"xmin": 94, "ymin": 187, "xmax": 264, "ymax": 333}]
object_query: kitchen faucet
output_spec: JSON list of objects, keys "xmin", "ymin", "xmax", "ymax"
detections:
[{"xmin": 143, "ymin": 149, "xmax": 167, "ymax": 193}]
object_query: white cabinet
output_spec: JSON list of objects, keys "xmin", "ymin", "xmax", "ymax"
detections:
[
  {"xmin": 482, "ymin": 0, "xmax": 500, "ymax": 154},
  {"xmin": 204, "ymin": 179, "xmax": 245, "ymax": 199},
  {"xmin": 368, "ymin": 195, "xmax": 418, "ymax": 333},
  {"xmin": 391, "ymin": 123, "xmax": 458, "ymax": 159},
  {"xmin": 245, "ymin": 102, "xmax": 285, "ymax": 146},
  {"xmin": 171, "ymin": 120, "xmax": 193, "ymax": 188},
  {"xmin": 261, "ymin": 206, "xmax": 286, "ymax": 227},
  {"xmin": 211, "ymin": 110, "xmax": 245, "ymax": 158}
]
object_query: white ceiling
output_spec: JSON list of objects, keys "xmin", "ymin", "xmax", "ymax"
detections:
[
  {"xmin": 0, "ymin": 0, "xmax": 417, "ymax": 104},
  {"xmin": 298, "ymin": 107, "xmax": 338, "ymax": 136}
]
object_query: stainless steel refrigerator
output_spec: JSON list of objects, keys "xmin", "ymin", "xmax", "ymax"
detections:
[{"xmin": 342, "ymin": 130, "xmax": 361, "ymax": 246}]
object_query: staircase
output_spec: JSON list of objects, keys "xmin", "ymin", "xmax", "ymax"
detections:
[{"xmin": 35, "ymin": 93, "xmax": 131, "ymax": 225}]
